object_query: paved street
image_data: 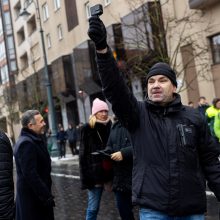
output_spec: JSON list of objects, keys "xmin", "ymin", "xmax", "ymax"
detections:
[
  {"xmin": 51, "ymin": 155, "xmax": 139, "ymax": 220},
  {"xmin": 51, "ymin": 155, "xmax": 219, "ymax": 220}
]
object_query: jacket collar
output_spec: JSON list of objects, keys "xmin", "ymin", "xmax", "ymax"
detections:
[
  {"xmin": 20, "ymin": 127, "xmax": 43, "ymax": 142},
  {"xmin": 146, "ymin": 93, "xmax": 184, "ymax": 115}
]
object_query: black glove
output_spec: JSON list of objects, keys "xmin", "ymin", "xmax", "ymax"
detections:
[{"xmin": 88, "ymin": 16, "xmax": 107, "ymax": 50}]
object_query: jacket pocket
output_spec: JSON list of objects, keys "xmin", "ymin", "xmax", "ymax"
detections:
[
  {"xmin": 177, "ymin": 124, "xmax": 199, "ymax": 169},
  {"xmin": 177, "ymin": 124, "xmax": 196, "ymax": 150}
]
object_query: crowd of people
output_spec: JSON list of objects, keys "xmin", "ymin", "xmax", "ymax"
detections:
[
  {"xmin": 46, "ymin": 122, "xmax": 82, "ymax": 158},
  {"xmin": 188, "ymin": 96, "xmax": 220, "ymax": 142},
  {"xmin": 2, "ymin": 14, "xmax": 220, "ymax": 220},
  {"xmin": 86, "ymin": 15, "xmax": 220, "ymax": 220}
]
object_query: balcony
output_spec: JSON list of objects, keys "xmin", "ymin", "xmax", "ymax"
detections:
[{"xmin": 189, "ymin": 0, "xmax": 219, "ymax": 9}]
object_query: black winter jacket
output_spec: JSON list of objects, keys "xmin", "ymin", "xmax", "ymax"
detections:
[
  {"xmin": 96, "ymin": 49, "xmax": 220, "ymax": 216},
  {"xmin": 105, "ymin": 121, "xmax": 133, "ymax": 193},
  {"xmin": 79, "ymin": 121, "xmax": 112, "ymax": 189},
  {"xmin": 0, "ymin": 131, "xmax": 14, "ymax": 220}
]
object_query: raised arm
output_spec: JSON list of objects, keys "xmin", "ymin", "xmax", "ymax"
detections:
[{"xmin": 88, "ymin": 16, "xmax": 140, "ymax": 132}]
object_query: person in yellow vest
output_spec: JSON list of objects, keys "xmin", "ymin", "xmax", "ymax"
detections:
[
  {"xmin": 206, "ymin": 98, "xmax": 220, "ymax": 138},
  {"xmin": 214, "ymin": 112, "xmax": 220, "ymax": 142}
]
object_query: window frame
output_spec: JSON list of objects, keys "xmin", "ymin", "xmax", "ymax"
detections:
[
  {"xmin": 42, "ymin": 3, "xmax": 49, "ymax": 22},
  {"xmin": 57, "ymin": 24, "xmax": 63, "ymax": 40},
  {"xmin": 54, "ymin": 0, "xmax": 61, "ymax": 11},
  {"xmin": 85, "ymin": 2, "xmax": 91, "ymax": 19},
  {"xmin": 104, "ymin": 0, "xmax": 111, "ymax": 7},
  {"xmin": 46, "ymin": 33, "xmax": 52, "ymax": 48},
  {"xmin": 210, "ymin": 33, "xmax": 220, "ymax": 65}
]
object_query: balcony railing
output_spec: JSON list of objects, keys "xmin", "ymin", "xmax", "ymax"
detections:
[{"xmin": 189, "ymin": 0, "xmax": 219, "ymax": 9}]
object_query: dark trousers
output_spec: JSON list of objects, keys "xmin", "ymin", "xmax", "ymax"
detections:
[
  {"xmin": 69, "ymin": 141, "xmax": 77, "ymax": 155},
  {"xmin": 114, "ymin": 191, "xmax": 135, "ymax": 220},
  {"xmin": 58, "ymin": 141, "xmax": 66, "ymax": 158}
]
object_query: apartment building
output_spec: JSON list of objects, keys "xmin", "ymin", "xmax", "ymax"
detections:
[
  {"xmin": 8, "ymin": 0, "xmax": 220, "ymax": 140},
  {"xmin": 0, "ymin": 0, "xmax": 18, "ymax": 142},
  {"xmin": 161, "ymin": 0, "xmax": 220, "ymax": 104},
  {"xmin": 10, "ymin": 0, "xmax": 160, "ymax": 138}
]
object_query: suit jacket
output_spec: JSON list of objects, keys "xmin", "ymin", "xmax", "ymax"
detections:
[{"xmin": 14, "ymin": 128, "xmax": 54, "ymax": 220}]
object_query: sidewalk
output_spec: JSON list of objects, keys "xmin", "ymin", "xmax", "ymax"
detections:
[{"xmin": 51, "ymin": 154, "xmax": 79, "ymax": 165}]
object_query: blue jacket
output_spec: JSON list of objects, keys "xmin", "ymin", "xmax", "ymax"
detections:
[{"xmin": 96, "ymin": 49, "xmax": 220, "ymax": 216}]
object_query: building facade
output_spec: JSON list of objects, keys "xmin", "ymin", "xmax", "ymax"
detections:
[
  {"xmin": 161, "ymin": 0, "xmax": 220, "ymax": 105},
  {"xmin": 7, "ymin": 0, "xmax": 220, "ymax": 140},
  {"xmin": 0, "ymin": 0, "xmax": 18, "ymax": 142}
]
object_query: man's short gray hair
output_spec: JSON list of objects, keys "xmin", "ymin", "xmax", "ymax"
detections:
[{"xmin": 21, "ymin": 110, "xmax": 40, "ymax": 127}]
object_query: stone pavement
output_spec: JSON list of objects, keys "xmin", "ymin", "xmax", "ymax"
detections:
[
  {"xmin": 51, "ymin": 154, "xmax": 219, "ymax": 220},
  {"xmin": 51, "ymin": 154, "xmax": 139, "ymax": 220}
]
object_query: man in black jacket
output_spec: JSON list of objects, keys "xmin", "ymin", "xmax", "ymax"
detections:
[
  {"xmin": 14, "ymin": 110, "xmax": 55, "ymax": 220},
  {"xmin": 0, "ymin": 131, "xmax": 14, "ymax": 220},
  {"xmin": 88, "ymin": 16, "xmax": 220, "ymax": 220}
]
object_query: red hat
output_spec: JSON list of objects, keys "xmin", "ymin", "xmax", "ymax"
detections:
[{"xmin": 92, "ymin": 98, "xmax": 109, "ymax": 115}]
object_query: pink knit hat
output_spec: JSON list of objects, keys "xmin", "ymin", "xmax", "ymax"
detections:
[{"xmin": 92, "ymin": 98, "xmax": 109, "ymax": 115}]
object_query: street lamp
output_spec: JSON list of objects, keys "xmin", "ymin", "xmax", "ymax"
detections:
[
  {"xmin": 78, "ymin": 90, "xmax": 87, "ymax": 123},
  {"xmin": 20, "ymin": 0, "xmax": 58, "ymax": 156}
]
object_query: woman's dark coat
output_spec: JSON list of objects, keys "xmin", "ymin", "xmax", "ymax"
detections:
[
  {"xmin": 96, "ymin": 49, "xmax": 220, "ymax": 216},
  {"xmin": 14, "ymin": 128, "xmax": 54, "ymax": 220},
  {"xmin": 105, "ymin": 121, "xmax": 133, "ymax": 192},
  {"xmin": 79, "ymin": 121, "xmax": 112, "ymax": 189},
  {"xmin": 0, "ymin": 131, "xmax": 14, "ymax": 220}
]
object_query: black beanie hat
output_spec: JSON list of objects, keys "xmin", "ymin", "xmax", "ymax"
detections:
[{"xmin": 146, "ymin": 62, "xmax": 177, "ymax": 87}]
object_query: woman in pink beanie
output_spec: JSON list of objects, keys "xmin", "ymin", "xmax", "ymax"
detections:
[{"xmin": 79, "ymin": 98, "xmax": 112, "ymax": 220}]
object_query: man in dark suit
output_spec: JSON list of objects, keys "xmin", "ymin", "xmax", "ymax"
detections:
[{"xmin": 14, "ymin": 110, "xmax": 55, "ymax": 220}]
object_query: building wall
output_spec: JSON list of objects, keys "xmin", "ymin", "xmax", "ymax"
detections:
[
  {"xmin": 161, "ymin": 0, "xmax": 220, "ymax": 105},
  {"xmin": 9, "ymin": 0, "xmax": 220, "ymax": 136}
]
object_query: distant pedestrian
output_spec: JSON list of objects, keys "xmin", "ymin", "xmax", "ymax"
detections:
[
  {"xmin": 105, "ymin": 116, "xmax": 135, "ymax": 220},
  {"xmin": 46, "ymin": 128, "xmax": 53, "ymax": 155},
  {"xmin": 214, "ymin": 113, "xmax": 220, "ymax": 142},
  {"xmin": 66, "ymin": 123, "xmax": 77, "ymax": 155},
  {"xmin": 57, "ymin": 125, "xmax": 67, "ymax": 158},
  {"xmin": 14, "ymin": 110, "xmax": 55, "ymax": 220},
  {"xmin": 197, "ymin": 96, "xmax": 209, "ymax": 117},
  {"xmin": 188, "ymin": 101, "xmax": 194, "ymax": 108},
  {"xmin": 79, "ymin": 98, "xmax": 112, "ymax": 220},
  {"xmin": 0, "ymin": 130, "xmax": 15, "ymax": 220},
  {"xmin": 206, "ymin": 98, "xmax": 220, "ymax": 138}
]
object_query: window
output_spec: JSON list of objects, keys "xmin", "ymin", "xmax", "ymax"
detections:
[
  {"xmin": 20, "ymin": 52, "xmax": 28, "ymax": 70},
  {"xmin": 4, "ymin": 12, "xmax": 12, "ymax": 35},
  {"xmin": 0, "ymin": 42, "xmax": 6, "ymax": 60},
  {"xmin": 14, "ymin": 1, "xmax": 21, "ymax": 18},
  {"xmin": 10, "ymin": 60, "xmax": 17, "ymax": 72},
  {"xmin": 85, "ymin": 2, "xmax": 91, "ymax": 19},
  {"xmin": 27, "ymin": 15, "xmax": 37, "ymax": 36},
  {"xmin": 0, "ymin": 18, "xmax": 3, "ymax": 36},
  {"xmin": 54, "ymin": 0, "xmax": 61, "ymax": 11},
  {"xmin": 46, "ymin": 34, "xmax": 51, "ymax": 48},
  {"xmin": 210, "ymin": 34, "xmax": 220, "ymax": 64},
  {"xmin": 57, "ymin": 24, "xmax": 63, "ymax": 40},
  {"xmin": 17, "ymin": 27, "xmax": 25, "ymax": 45},
  {"xmin": 2, "ymin": 0, "xmax": 8, "ymax": 6},
  {"xmin": 42, "ymin": 3, "xmax": 49, "ymax": 21},
  {"xmin": 1, "ymin": 65, "xmax": 9, "ymax": 84},
  {"xmin": 7, "ymin": 36, "xmax": 16, "ymax": 59},
  {"xmin": 104, "ymin": 0, "xmax": 111, "ymax": 6},
  {"xmin": 30, "ymin": 43, "xmax": 40, "ymax": 62}
]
